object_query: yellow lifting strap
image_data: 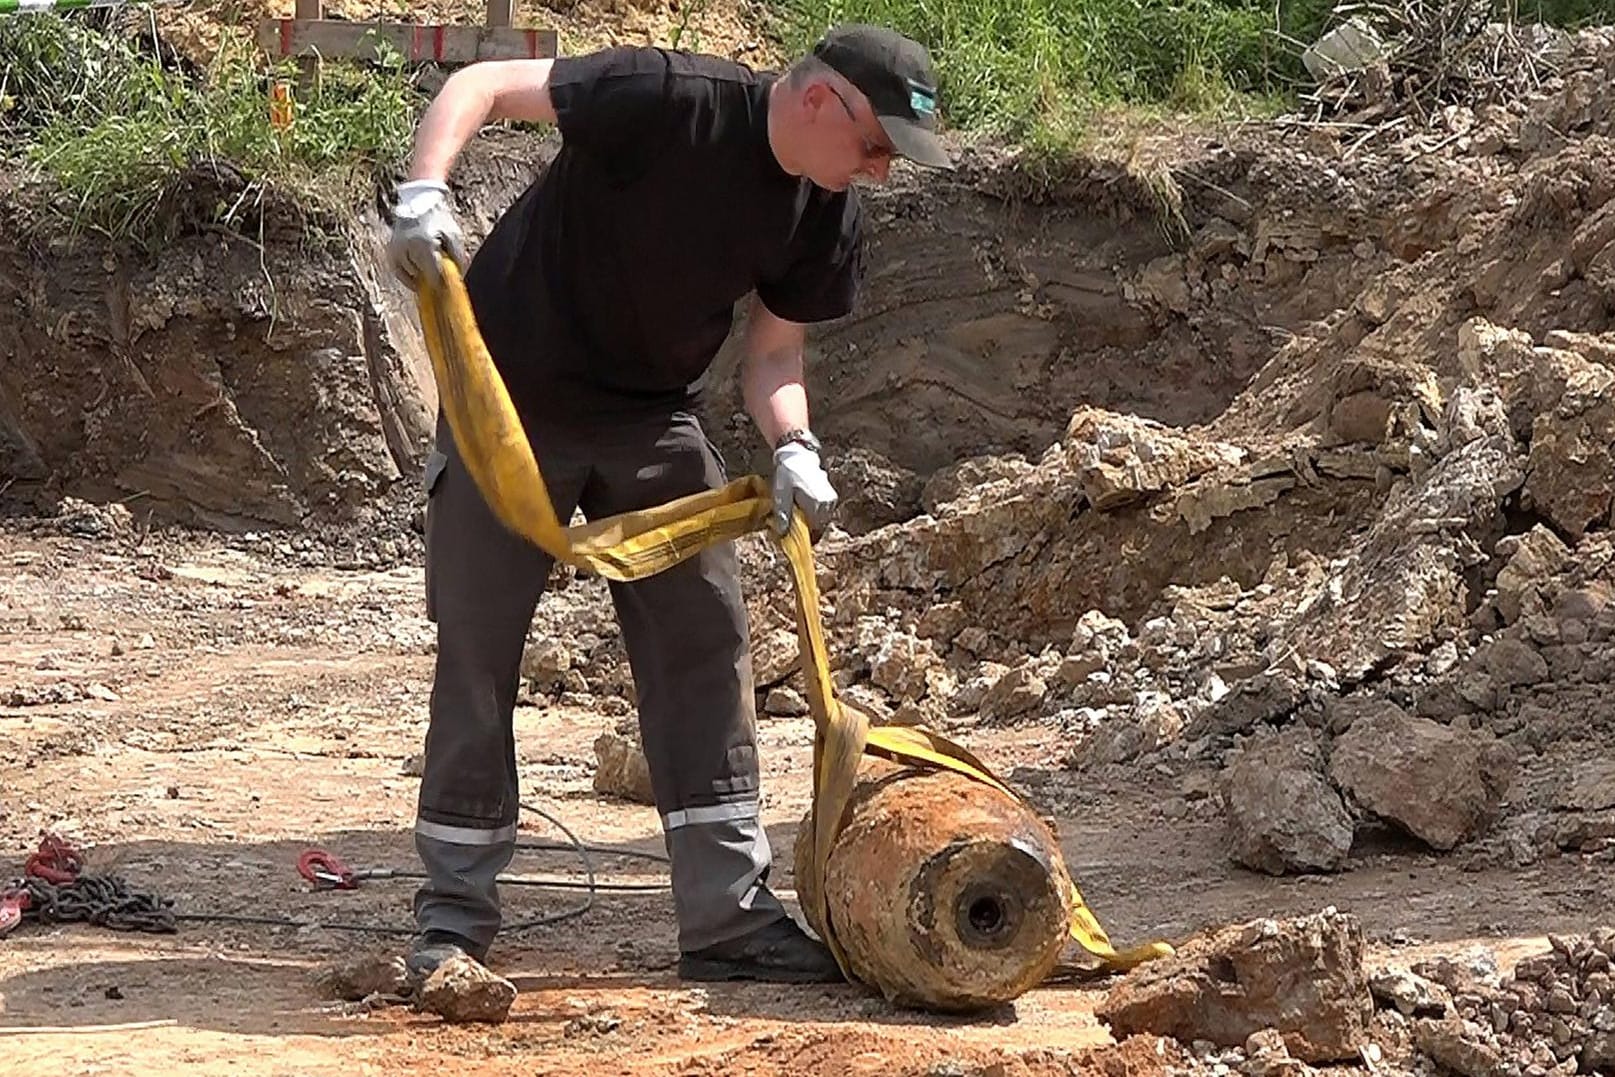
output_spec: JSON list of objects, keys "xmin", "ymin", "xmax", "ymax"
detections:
[{"xmin": 415, "ymin": 259, "xmax": 1172, "ymax": 982}]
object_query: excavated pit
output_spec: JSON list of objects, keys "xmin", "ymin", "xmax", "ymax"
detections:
[
  {"xmin": 0, "ymin": 132, "xmax": 1398, "ymax": 675},
  {"xmin": 3, "ymin": 133, "xmax": 1325, "ymax": 536},
  {"xmin": 700, "ymin": 147, "xmax": 1390, "ymax": 535}
]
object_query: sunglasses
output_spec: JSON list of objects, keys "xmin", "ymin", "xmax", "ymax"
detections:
[{"xmin": 826, "ymin": 84, "xmax": 895, "ymax": 168}]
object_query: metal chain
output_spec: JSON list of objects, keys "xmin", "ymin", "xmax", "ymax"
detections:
[
  {"xmin": 22, "ymin": 873, "xmax": 178, "ymax": 934},
  {"xmin": 14, "ymin": 874, "xmax": 417, "ymax": 936}
]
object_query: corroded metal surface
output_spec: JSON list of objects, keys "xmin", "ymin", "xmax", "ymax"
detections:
[{"xmin": 795, "ymin": 760, "xmax": 1073, "ymax": 1012}]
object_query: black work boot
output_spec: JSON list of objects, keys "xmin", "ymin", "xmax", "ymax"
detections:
[
  {"xmin": 406, "ymin": 928, "xmax": 489, "ymax": 982},
  {"xmin": 678, "ymin": 916, "xmax": 845, "ymax": 984}
]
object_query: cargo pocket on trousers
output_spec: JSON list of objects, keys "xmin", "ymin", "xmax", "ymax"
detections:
[
  {"xmin": 423, "ymin": 447, "xmax": 449, "ymax": 623},
  {"xmin": 697, "ymin": 429, "xmax": 730, "ymax": 484},
  {"xmin": 423, "ymin": 447, "xmax": 450, "ymax": 497}
]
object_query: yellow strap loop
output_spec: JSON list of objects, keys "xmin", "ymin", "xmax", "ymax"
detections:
[{"xmin": 416, "ymin": 259, "xmax": 1171, "ymax": 982}]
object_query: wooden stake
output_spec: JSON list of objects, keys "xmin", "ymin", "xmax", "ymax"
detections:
[{"xmin": 291, "ymin": 0, "xmax": 321, "ymax": 87}]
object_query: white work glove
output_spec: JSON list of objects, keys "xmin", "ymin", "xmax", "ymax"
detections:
[
  {"xmin": 388, "ymin": 179, "xmax": 468, "ymax": 289},
  {"xmin": 770, "ymin": 438, "xmax": 838, "ymax": 537}
]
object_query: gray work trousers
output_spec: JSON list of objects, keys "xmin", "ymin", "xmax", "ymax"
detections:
[{"xmin": 413, "ymin": 409, "xmax": 786, "ymax": 954}]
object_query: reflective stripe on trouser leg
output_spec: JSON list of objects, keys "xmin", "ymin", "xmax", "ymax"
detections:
[{"xmin": 663, "ymin": 801, "xmax": 785, "ymax": 952}]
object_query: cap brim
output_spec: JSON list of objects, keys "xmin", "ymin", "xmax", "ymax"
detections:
[{"xmin": 878, "ymin": 115, "xmax": 954, "ymax": 170}]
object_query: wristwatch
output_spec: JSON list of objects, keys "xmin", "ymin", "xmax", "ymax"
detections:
[{"xmin": 775, "ymin": 428, "xmax": 821, "ymax": 454}]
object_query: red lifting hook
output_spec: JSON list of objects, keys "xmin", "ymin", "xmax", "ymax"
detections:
[
  {"xmin": 0, "ymin": 833, "xmax": 70, "ymax": 940},
  {"xmin": 0, "ymin": 886, "xmax": 30, "ymax": 939},
  {"xmin": 297, "ymin": 848, "xmax": 358, "ymax": 890},
  {"xmin": 25, "ymin": 834, "xmax": 83, "ymax": 885}
]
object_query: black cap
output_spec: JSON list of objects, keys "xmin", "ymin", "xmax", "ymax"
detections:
[{"xmin": 811, "ymin": 23, "xmax": 953, "ymax": 170}]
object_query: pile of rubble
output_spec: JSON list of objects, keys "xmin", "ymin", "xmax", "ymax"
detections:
[
  {"xmin": 560, "ymin": 323, "xmax": 1615, "ymax": 852},
  {"xmin": 1387, "ymin": 930, "xmax": 1615, "ymax": 1076},
  {"xmin": 1302, "ymin": 8, "xmax": 1606, "ymax": 127}
]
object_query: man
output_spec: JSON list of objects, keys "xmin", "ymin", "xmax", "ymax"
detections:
[{"xmin": 388, "ymin": 23, "xmax": 952, "ymax": 984}]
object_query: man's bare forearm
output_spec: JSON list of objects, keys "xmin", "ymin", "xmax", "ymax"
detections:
[
  {"xmin": 742, "ymin": 344, "xmax": 811, "ymax": 447},
  {"xmin": 741, "ymin": 296, "xmax": 813, "ymax": 447},
  {"xmin": 408, "ymin": 73, "xmax": 496, "ymax": 182}
]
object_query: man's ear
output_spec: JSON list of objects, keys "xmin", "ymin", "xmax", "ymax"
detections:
[{"xmin": 800, "ymin": 80, "xmax": 831, "ymax": 118}]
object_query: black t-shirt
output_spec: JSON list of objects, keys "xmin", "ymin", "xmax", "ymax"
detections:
[{"xmin": 462, "ymin": 46, "xmax": 865, "ymax": 421}]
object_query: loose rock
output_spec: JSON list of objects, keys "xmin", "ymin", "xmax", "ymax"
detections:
[
  {"xmin": 1098, "ymin": 910, "xmax": 1372, "ymax": 1062},
  {"xmin": 1415, "ymin": 1017, "xmax": 1510, "ymax": 1077},
  {"xmin": 1369, "ymin": 967, "xmax": 1451, "ymax": 1017},
  {"xmin": 751, "ymin": 627, "xmax": 802, "ymax": 687},
  {"xmin": 1188, "ymin": 673, "xmax": 1307, "ymax": 738},
  {"xmin": 1494, "ymin": 525, "xmax": 1570, "ymax": 624},
  {"xmin": 592, "ymin": 731, "xmax": 657, "ymax": 805},
  {"xmin": 1322, "ymin": 696, "xmax": 1410, "ymax": 737},
  {"xmin": 1221, "ymin": 729, "xmax": 1353, "ymax": 875},
  {"xmin": 763, "ymin": 685, "xmax": 809, "ymax": 717},
  {"xmin": 314, "ymin": 954, "xmax": 410, "ymax": 1001},
  {"xmin": 1065, "ymin": 408, "xmax": 1244, "ymax": 509},
  {"xmin": 980, "ymin": 664, "xmax": 1047, "ymax": 722},
  {"xmin": 416, "ymin": 954, "xmax": 517, "ymax": 1024},
  {"xmin": 521, "ymin": 637, "xmax": 572, "ymax": 686},
  {"xmin": 1242, "ymin": 1028, "xmax": 1314, "ymax": 1077},
  {"xmin": 868, "ymin": 631, "xmax": 946, "ymax": 701},
  {"xmin": 827, "ymin": 446, "xmax": 922, "ymax": 532},
  {"xmin": 1076, "ymin": 693, "xmax": 1184, "ymax": 766},
  {"xmin": 1329, "ymin": 708, "xmax": 1515, "ymax": 850},
  {"xmin": 1521, "ymin": 348, "xmax": 1615, "ymax": 541},
  {"xmin": 1477, "ymin": 637, "xmax": 1549, "ymax": 687}
]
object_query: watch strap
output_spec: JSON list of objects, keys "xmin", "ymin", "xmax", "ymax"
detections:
[{"xmin": 774, "ymin": 428, "xmax": 821, "ymax": 454}]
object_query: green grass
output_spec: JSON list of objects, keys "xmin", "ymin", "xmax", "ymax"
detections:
[
  {"xmin": 0, "ymin": 14, "xmax": 419, "ymax": 246},
  {"xmin": 1514, "ymin": 0, "xmax": 1615, "ymax": 25},
  {"xmin": 772, "ymin": 0, "xmax": 1609, "ymax": 154},
  {"xmin": 773, "ymin": 0, "xmax": 1337, "ymax": 152}
]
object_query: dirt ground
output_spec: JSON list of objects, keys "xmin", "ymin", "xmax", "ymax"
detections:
[{"xmin": 0, "ymin": 523, "xmax": 1605, "ymax": 1075}]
